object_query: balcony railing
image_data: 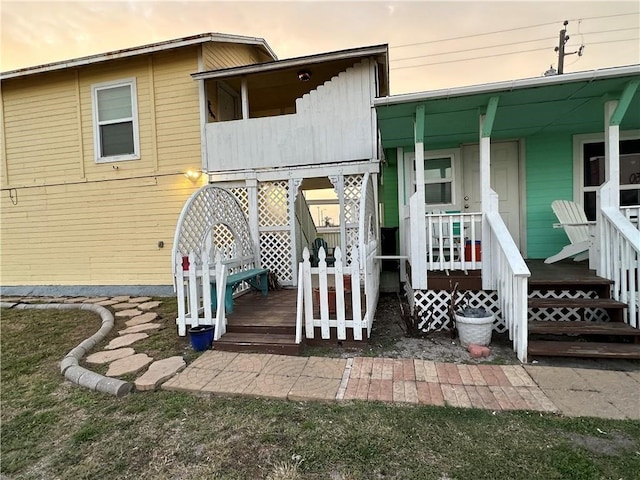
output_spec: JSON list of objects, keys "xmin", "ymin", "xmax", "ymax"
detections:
[{"xmin": 425, "ymin": 211, "xmax": 483, "ymax": 272}]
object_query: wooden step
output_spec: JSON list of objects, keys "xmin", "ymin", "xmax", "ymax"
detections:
[
  {"xmin": 214, "ymin": 332, "xmax": 300, "ymax": 355},
  {"xmin": 528, "ymin": 298, "xmax": 626, "ymax": 309},
  {"xmin": 226, "ymin": 320, "xmax": 296, "ymax": 336},
  {"xmin": 529, "ymin": 320, "xmax": 640, "ymax": 336},
  {"xmin": 528, "ymin": 340, "xmax": 640, "ymax": 359}
]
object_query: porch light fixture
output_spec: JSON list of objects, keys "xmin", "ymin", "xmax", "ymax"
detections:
[
  {"xmin": 184, "ymin": 170, "xmax": 202, "ymax": 182},
  {"xmin": 297, "ymin": 69, "xmax": 312, "ymax": 82}
]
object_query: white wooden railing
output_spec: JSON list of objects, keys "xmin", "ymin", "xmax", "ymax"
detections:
[
  {"xmin": 600, "ymin": 207, "xmax": 640, "ymax": 328},
  {"xmin": 621, "ymin": 205, "xmax": 640, "ymax": 230},
  {"xmin": 485, "ymin": 193, "xmax": 530, "ymax": 363},
  {"xmin": 297, "ymin": 245, "xmax": 367, "ymax": 342},
  {"xmin": 426, "ymin": 211, "xmax": 483, "ymax": 272}
]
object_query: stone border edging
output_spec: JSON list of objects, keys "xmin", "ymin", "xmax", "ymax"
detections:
[{"xmin": 1, "ymin": 301, "xmax": 133, "ymax": 397}]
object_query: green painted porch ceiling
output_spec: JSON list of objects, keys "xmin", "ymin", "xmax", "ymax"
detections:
[{"xmin": 376, "ymin": 75, "xmax": 640, "ymax": 149}]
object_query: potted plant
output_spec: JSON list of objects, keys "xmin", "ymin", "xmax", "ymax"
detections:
[
  {"xmin": 454, "ymin": 307, "xmax": 494, "ymax": 347},
  {"xmin": 188, "ymin": 325, "xmax": 214, "ymax": 351}
]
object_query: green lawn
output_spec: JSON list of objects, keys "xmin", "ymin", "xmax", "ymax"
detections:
[{"xmin": 1, "ymin": 301, "xmax": 639, "ymax": 480}]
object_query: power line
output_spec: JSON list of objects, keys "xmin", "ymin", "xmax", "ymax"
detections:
[
  {"xmin": 392, "ymin": 27, "xmax": 639, "ymax": 63},
  {"xmin": 394, "ymin": 36, "xmax": 554, "ymax": 62},
  {"xmin": 390, "ymin": 37, "xmax": 639, "ymax": 71},
  {"xmin": 391, "ymin": 12, "xmax": 639, "ymax": 49}
]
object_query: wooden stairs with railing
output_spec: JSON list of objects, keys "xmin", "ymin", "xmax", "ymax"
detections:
[
  {"xmin": 212, "ymin": 290, "xmax": 301, "ymax": 355},
  {"xmin": 527, "ymin": 265, "xmax": 640, "ymax": 360}
]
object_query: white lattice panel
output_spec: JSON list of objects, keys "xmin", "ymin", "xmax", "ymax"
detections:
[
  {"xmin": 343, "ymin": 174, "xmax": 362, "ymax": 225},
  {"xmin": 258, "ymin": 181, "xmax": 289, "ymax": 227},
  {"xmin": 260, "ymin": 231, "xmax": 293, "ymax": 283},
  {"xmin": 230, "ymin": 187, "xmax": 249, "ymax": 216},
  {"xmin": 529, "ymin": 290, "xmax": 609, "ymax": 322},
  {"xmin": 410, "ymin": 289, "xmax": 505, "ymax": 334},
  {"xmin": 174, "ymin": 185, "xmax": 254, "ymax": 267},
  {"xmin": 211, "ymin": 223, "xmax": 237, "ymax": 260}
]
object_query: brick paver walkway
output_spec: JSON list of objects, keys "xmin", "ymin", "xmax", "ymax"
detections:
[{"xmin": 162, "ymin": 351, "xmax": 558, "ymax": 413}]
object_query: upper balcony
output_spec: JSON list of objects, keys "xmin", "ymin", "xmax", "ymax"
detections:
[{"xmin": 191, "ymin": 45, "xmax": 389, "ymax": 173}]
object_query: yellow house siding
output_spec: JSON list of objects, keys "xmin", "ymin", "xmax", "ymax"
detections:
[
  {"xmin": 152, "ymin": 49, "xmax": 201, "ymax": 171},
  {"xmin": 202, "ymin": 42, "xmax": 265, "ymax": 70},
  {"xmin": 0, "ymin": 175, "xmax": 205, "ymax": 285},
  {"xmin": 2, "ymin": 71, "xmax": 81, "ymax": 185},
  {"xmin": 1, "ymin": 41, "xmax": 268, "ymax": 288},
  {"xmin": 1, "ymin": 46, "xmax": 206, "ymax": 287}
]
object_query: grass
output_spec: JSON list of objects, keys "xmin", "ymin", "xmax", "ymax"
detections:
[{"xmin": 2, "ymin": 300, "xmax": 640, "ymax": 479}]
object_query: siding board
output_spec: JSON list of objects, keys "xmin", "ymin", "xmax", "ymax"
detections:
[{"xmin": 525, "ymin": 132, "xmax": 574, "ymax": 259}]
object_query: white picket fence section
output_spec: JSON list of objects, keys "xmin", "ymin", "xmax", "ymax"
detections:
[
  {"xmin": 174, "ymin": 250, "xmax": 229, "ymax": 338},
  {"xmin": 298, "ymin": 246, "xmax": 364, "ymax": 341}
]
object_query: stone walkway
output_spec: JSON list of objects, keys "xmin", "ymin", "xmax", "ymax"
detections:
[
  {"xmin": 161, "ymin": 351, "xmax": 558, "ymax": 412},
  {"xmin": 6, "ymin": 295, "xmax": 639, "ymax": 419}
]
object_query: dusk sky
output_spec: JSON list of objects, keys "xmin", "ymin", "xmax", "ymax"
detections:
[{"xmin": 2, "ymin": 1, "xmax": 639, "ymax": 94}]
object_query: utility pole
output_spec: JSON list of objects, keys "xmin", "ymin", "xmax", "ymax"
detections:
[
  {"xmin": 555, "ymin": 21, "xmax": 569, "ymax": 74},
  {"xmin": 554, "ymin": 20, "xmax": 584, "ymax": 75}
]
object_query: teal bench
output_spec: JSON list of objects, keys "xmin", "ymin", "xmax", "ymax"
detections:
[{"xmin": 211, "ymin": 267, "xmax": 269, "ymax": 314}]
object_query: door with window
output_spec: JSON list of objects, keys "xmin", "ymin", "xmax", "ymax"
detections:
[{"xmin": 462, "ymin": 141, "xmax": 521, "ymax": 248}]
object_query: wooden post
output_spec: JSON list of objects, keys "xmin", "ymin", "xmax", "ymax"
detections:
[
  {"xmin": 479, "ymin": 114, "xmax": 493, "ymax": 289},
  {"xmin": 412, "ymin": 106, "xmax": 428, "ymax": 289},
  {"xmin": 246, "ymin": 176, "xmax": 260, "ymax": 265}
]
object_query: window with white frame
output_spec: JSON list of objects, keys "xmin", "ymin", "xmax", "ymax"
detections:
[
  {"xmin": 412, "ymin": 154, "xmax": 455, "ymax": 206},
  {"xmin": 92, "ymin": 79, "xmax": 139, "ymax": 162},
  {"xmin": 580, "ymin": 138, "xmax": 640, "ymax": 220}
]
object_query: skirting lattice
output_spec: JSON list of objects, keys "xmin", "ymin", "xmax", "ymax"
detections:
[
  {"xmin": 529, "ymin": 289, "xmax": 609, "ymax": 322},
  {"xmin": 409, "ymin": 288, "xmax": 505, "ymax": 334},
  {"xmin": 260, "ymin": 231, "xmax": 293, "ymax": 284}
]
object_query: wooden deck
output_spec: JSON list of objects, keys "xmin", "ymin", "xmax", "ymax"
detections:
[
  {"xmin": 214, "ymin": 287, "xmax": 370, "ymax": 354},
  {"xmin": 526, "ymin": 259, "xmax": 603, "ymax": 284}
]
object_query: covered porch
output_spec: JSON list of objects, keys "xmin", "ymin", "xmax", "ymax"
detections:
[{"xmin": 375, "ymin": 66, "xmax": 640, "ymax": 362}]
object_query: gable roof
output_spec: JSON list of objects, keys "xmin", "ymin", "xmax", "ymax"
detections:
[{"xmin": 1, "ymin": 33, "xmax": 277, "ymax": 80}]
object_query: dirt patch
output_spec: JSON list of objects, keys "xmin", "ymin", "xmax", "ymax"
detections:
[
  {"xmin": 563, "ymin": 431, "xmax": 638, "ymax": 456},
  {"xmin": 305, "ymin": 293, "xmax": 520, "ymax": 364}
]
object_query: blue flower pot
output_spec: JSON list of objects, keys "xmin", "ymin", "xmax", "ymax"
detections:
[{"xmin": 188, "ymin": 325, "xmax": 214, "ymax": 351}]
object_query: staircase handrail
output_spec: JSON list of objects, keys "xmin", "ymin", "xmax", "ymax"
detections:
[
  {"xmin": 600, "ymin": 207, "xmax": 640, "ymax": 328},
  {"xmin": 486, "ymin": 210, "xmax": 530, "ymax": 363}
]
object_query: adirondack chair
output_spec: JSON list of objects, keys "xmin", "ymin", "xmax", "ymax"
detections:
[
  {"xmin": 544, "ymin": 200, "xmax": 594, "ymax": 264},
  {"xmin": 311, "ymin": 237, "xmax": 335, "ymax": 267}
]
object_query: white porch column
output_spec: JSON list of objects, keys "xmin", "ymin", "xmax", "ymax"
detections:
[
  {"xmin": 246, "ymin": 175, "xmax": 260, "ymax": 265},
  {"xmin": 241, "ymin": 77, "xmax": 249, "ymax": 120},
  {"xmin": 595, "ymin": 100, "xmax": 620, "ymax": 274},
  {"xmin": 396, "ymin": 147, "xmax": 408, "ymax": 282},
  {"xmin": 289, "ymin": 178, "xmax": 302, "ymax": 286},
  {"xmin": 412, "ymin": 105, "xmax": 428, "ymax": 289},
  {"xmin": 602, "ymin": 100, "xmax": 621, "ymax": 210},
  {"xmin": 478, "ymin": 96, "xmax": 499, "ymax": 289}
]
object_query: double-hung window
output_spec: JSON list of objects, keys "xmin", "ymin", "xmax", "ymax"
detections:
[
  {"xmin": 92, "ymin": 78, "xmax": 140, "ymax": 162},
  {"xmin": 411, "ymin": 154, "xmax": 455, "ymax": 206}
]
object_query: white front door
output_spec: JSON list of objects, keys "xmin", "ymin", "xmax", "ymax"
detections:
[{"xmin": 462, "ymin": 141, "xmax": 521, "ymax": 248}]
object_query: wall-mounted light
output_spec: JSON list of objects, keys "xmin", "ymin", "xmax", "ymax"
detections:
[
  {"xmin": 297, "ymin": 69, "xmax": 312, "ymax": 82},
  {"xmin": 184, "ymin": 170, "xmax": 202, "ymax": 182}
]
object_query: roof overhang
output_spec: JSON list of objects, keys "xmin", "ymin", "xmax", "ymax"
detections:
[
  {"xmin": 1, "ymin": 33, "xmax": 277, "ymax": 80},
  {"xmin": 375, "ymin": 65, "xmax": 640, "ymax": 149},
  {"xmin": 191, "ymin": 43, "xmax": 389, "ymax": 96}
]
